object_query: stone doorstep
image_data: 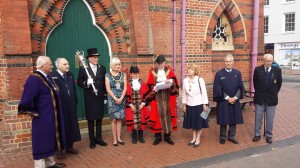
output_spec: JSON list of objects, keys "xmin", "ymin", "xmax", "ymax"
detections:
[{"xmin": 78, "ymin": 117, "xmax": 112, "ymax": 135}]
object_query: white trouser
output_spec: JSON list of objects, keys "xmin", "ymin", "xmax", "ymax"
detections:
[{"xmin": 34, "ymin": 156, "xmax": 55, "ymax": 168}]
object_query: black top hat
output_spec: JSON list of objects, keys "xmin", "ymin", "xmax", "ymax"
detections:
[
  {"xmin": 155, "ymin": 55, "xmax": 166, "ymax": 64},
  {"xmin": 86, "ymin": 48, "xmax": 100, "ymax": 58},
  {"xmin": 129, "ymin": 66, "xmax": 139, "ymax": 73}
]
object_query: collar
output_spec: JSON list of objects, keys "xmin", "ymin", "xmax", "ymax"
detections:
[
  {"xmin": 89, "ymin": 63, "xmax": 97, "ymax": 68},
  {"xmin": 225, "ymin": 68, "xmax": 232, "ymax": 73},
  {"xmin": 264, "ymin": 66, "xmax": 272, "ymax": 72},
  {"xmin": 57, "ymin": 69, "xmax": 65, "ymax": 77},
  {"xmin": 36, "ymin": 69, "xmax": 48, "ymax": 78}
]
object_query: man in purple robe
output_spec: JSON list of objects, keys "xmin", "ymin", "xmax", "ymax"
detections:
[
  {"xmin": 213, "ymin": 54, "xmax": 244, "ymax": 145},
  {"xmin": 18, "ymin": 56, "xmax": 66, "ymax": 168}
]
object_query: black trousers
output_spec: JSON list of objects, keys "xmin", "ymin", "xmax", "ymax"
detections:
[
  {"xmin": 220, "ymin": 124, "xmax": 236, "ymax": 140},
  {"xmin": 88, "ymin": 120, "xmax": 102, "ymax": 144}
]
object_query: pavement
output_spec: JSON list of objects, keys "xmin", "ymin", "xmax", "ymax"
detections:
[{"xmin": 1, "ymin": 74, "xmax": 300, "ymax": 168}]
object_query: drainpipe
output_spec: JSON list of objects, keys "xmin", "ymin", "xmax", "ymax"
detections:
[
  {"xmin": 251, "ymin": 0, "xmax": 259, "ymax": 95},
  {"xmin": 181, "ymin": 0, "xmax": 186, "ymax": 84},
  {"xmin": 172, "ymin": 0, "xmax": 176, "ymax": 70}
]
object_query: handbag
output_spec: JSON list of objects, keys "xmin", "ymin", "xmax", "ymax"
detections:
[{"xmin": 198, "ymin": 77, "xmax": 210, "ymax": 119}]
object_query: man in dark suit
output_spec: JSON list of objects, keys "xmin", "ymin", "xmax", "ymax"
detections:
[
  {"xmin": 51, "ymin": 58, "xmax": 81, "ymax": 159},
  {"xmin": 253, "ymin": 54, "xmax": 282, "ymax": 144},
  {"xmin": 77, "ymin": 48, "xmax": 107, "ymax": 149},
  {"xmin": 213, "ymin": 54, "xmax": 244, "ymax": 145}
]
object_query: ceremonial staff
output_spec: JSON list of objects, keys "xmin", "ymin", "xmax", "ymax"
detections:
[{"xmin": 76, "ymin": 50, "xmax": 98, "ymax": 96}]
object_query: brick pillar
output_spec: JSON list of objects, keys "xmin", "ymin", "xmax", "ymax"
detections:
[
  {"xmin": 0, "ymin": 0, "xmax": 33, "ymax": 155},
  {"xmin": 129, "ymin": 0, "xmax": 154, "ymax": 55}
]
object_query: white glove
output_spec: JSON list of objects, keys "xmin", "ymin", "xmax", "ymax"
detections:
[
  {"xmin": 87, "ymin": 78, "xmax": 94, "ymax": 86},
  {"xmin": 104, "ymin": 100, "xmax": 107, "ymax": 104}
]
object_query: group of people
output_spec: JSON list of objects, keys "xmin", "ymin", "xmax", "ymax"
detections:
[{"xmin": 18, "ymin": 49, "xmax": 282, "ymax": 168}]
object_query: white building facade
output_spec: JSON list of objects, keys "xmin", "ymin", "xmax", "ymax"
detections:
[{"xmin": 264, "ymin": 0, "xmax": 300, "ymax": 70}]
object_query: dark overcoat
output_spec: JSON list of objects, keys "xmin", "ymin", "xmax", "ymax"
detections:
[
  {"xmin": 253, "ymin": 65, "xmax": 282, "ymax": 106},
  {"xmin": 213, "ymin": 68, "xmax": 244, "ymax": 125},
  {"xmin": 77, "ymin": 64, "xmax": 106, "ymax": 120},
  {"xmin": 51, "ymin": 71, "xmax": 81, "ymax": 147},
  {"xmin": 18, "ymin": 71, "xmax": 66, "ymax": 160}
]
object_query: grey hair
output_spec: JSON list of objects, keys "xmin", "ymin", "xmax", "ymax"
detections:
[
  {"xmin": 263, "ymin": 53, "xmax": 273, "ymax": 60},
  {"xmin": 55, "ymin": 58, "xmax": 67, "ymax": 69},
  {"xmin": 224, "ymin": 54, "xmax": 234, "ymax": 61},
  {"xmin": 36, "ymin": 56, "xmax": 50, "ymax": 68},
  {"xmin": 110, "ymin": 57, "xmax": 121, "ymax": 69}
]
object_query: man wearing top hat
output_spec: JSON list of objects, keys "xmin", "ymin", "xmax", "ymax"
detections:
[
  {"xmin": 77, "ymin": 48, "xmax": 107, "ymax": 149},
  {"xmin": 144, "ymin": 55, "xmax": 179, "ymax": 145}
]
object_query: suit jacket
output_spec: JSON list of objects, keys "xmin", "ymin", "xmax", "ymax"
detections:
[
  {"xmin": 77, "ymin": 64, "xmax": 106, "ymax": 120},
  {"xmin": 253, "ymin": 65, "xmax": 282, "ymax": 106},
  {"xmin": 51, "ymin": 71, "xmax": 81, "ymax": 146}
]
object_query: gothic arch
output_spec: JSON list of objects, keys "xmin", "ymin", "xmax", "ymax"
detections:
[
  {"xmin": 204, "ymin": 0, "xmax": 247, "ymax": 49},
  {"xmin": 29, "ymin": 0, "xmax": 130, "ymax": 55}
]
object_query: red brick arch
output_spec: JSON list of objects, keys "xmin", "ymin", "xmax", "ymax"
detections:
[
  {"xmin": 29, "ymin": 0, "xmax": 130, "ymax": 55},
  {"xmin": 204, "ymin": 0, "xmax": 248, "ymax": 48}
]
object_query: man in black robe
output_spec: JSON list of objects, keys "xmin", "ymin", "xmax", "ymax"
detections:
[
  {"xmin": 77, "ymin": 48, "xmax": 107, "ymax": 149},
  {"xmin": 213, "ymin": 54, "xmax": 244, "ymax": 144},
  {"xmin": 52, "ymin": 58, "xmax": 81, "ymax": 158}
]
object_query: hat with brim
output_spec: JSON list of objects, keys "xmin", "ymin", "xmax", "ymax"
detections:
[
  {"xmin": 129, "ymin": 66, "xmax": 139, "ymax": 73},
  {"xmin": 155, "ymin": 55, "xmax": 166, "ymax": 64},
  {"xmin": 86, "ymin": 48, "xmax": 100, "ymax": 58}
]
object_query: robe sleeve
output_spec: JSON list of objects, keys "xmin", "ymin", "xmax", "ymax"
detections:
[
  {"xmin": 126, "ymin": 82, "xmax": 132, "ymax": 107},
  {"xmin": 18, "ymin": 76, "xmax": 40, "ymax": 117},
  {"xmin": 213, "ymin": 72, "xmax": 224, "ymax": 101},
  {"xmin": 144, "ymin": 70, "xmax": 156, "ymax": 103}
]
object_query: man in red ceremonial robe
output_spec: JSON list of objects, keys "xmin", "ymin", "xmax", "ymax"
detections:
[{"xmin": 145, "ymin": 55, "xmax": 179, "ymax": 145}]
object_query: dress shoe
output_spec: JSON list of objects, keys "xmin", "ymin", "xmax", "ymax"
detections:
[
  {"xmin": 89, "ymin": 143, "xmax": 96, "ymax": 149},
  {"xmin": 193, "ymin": 143, "xmax": 200, "ymax": 147},
  {"xmin": 49, "ymin": 163, "xmax": 66, "ymax": 168},
  {"xmin": 113, "ymin": 143, "xmax": 118, "ymax": 146},
  {"xmin": 252, "ymin": 136, "xmax": 261, "ymax": 142},
  {"xmin": 66, "ymin": 148, "xmax": 79, "ymax": 154},
  {"xmin": 56, "ymin": 151, "xmax": 65, "ymax": 159},
  {"xmin": 219, "ymin": 139, "xmax": 225, "ymax": 144},
  {"xmin": 228, "ymin": 138, "xmax": 239, "ymax": 144},
  {"xmin": 153, "ymin": 138, "xmax": 162, "ymax": 145},
  {"xmin": 187, "ymin": 141, "xmax": 195, "ymax": 146},
  {"xmin": 132, "ymin": 138, "xmax": 137, "ymax": 144},
  {"xmin": 164, "ymin": 138, "xmax": 175, "ymax": 145},
  {"xmin": 266, "ymin": 137, "xmax": 272, "ymax": 144},
  {"xmin": 96, "ymin": 140, "xmax": 108, "ymax": 146},
  {"xmin": 117, "ymin": 141, "xmax": 125, "ymax": 145}
]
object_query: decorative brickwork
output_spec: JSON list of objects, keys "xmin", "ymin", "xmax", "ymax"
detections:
[{"xmin": 29, "ymin": 0, "xmax": 130, "ymax": 55}]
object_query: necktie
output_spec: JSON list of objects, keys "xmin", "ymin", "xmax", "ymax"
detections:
[
  {"xmin": 265, "ymin": 67, "xmax": 269, "ymax": 74},
  {"xmin": 63, "ymin": 74, "xmax": 70, "ymax": 96},
  {"xmin": 46, "ymin": 75, "xmax": 54, "ymax": 86}
]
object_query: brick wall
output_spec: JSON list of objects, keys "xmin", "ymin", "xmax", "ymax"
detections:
[{"xmin": 0, "ymin": 0, "xmax": 264, "ymax": 155}]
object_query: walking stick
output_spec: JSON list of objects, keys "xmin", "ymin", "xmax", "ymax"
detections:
[{"xmin": 263, "ymin": 108, "xmax": 266, "ymax": 137}]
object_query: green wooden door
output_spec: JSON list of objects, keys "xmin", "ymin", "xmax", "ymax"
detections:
[{"xmin": 46, "ymin": 0, "xmax": 110, "ymax": 120}]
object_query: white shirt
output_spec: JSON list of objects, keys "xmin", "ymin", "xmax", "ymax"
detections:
[
  {"xmin": 182, "ymin": 76, "xmax": 209, "ymax": 106},
  {"xmin": 89, "ymin": 63, "xmax": 97, "ymax": 75}
]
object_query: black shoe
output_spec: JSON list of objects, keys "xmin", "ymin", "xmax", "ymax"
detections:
[
  {"xmin": 220, "ymin": 139, "xmax": 225, "ymax": 144},
  {"xmin": 187, "ymin": 141, "xmax": 195, "ymax": 146},
  {"xmin": 153, "ymin": 138, "xmax": 162, "ymax": 145},
  {"xmin": 95, "ymin": 139, "xmax": 107, "ymax": 146},
  {"xmin": 113, "ymin": 143, "xmax": 118, "ymax": 146},
  {"xmin": 117, "ymin": 141, "xmax": 125, "ymax": 145},
  {"xmin": 252, "ymin": 136, "xmax": 261, "ymax": 142},
  {"xmin": 164, "ymin": 138, "xmax": 175, "ymax": 145},
  {"xmin": 266, "ymin": 137, "xmax": 272, "ymax": 144},
  {"xmin": 89, "ymin": 142, "xmax": 96, "ymax": 149},
  {"xmin": 228, "ymin": 138, "xmax": 239, "ymax": 144},
  {"xmin": 193, "ymin": 143, "xmax": 200, "ymax": 147},
  {"xmin": 132, "ymin": 138, "xmax": 137, "ymax": 144},
  {"xmin": 49, "ymin": 163, "xmax": 66, "ymax": 168},
  {"xmin": 138, "ymin": 130, "xmax": 145, "ymax": 143}
]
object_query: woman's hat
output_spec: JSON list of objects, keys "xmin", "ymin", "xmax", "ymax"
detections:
[
  {"xmin": 129, "ymin": 66, "xmax": 139, "ymax": 73},
  {"xmin": 86, "ymin": 48, "xmax": 100, "ymax": 58},
  {"xmin": 155, "ymin": 55, "xmax": 166, "ymax": 64}
]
